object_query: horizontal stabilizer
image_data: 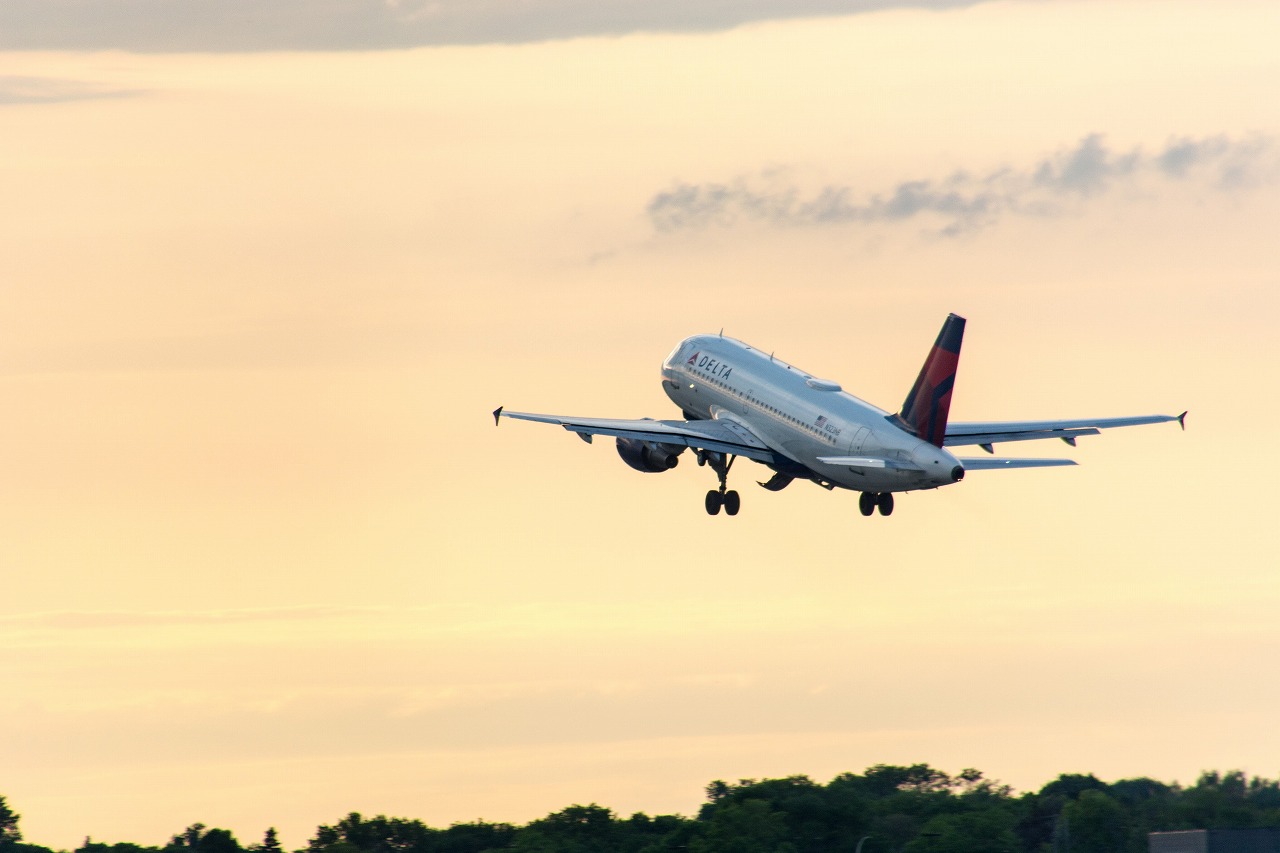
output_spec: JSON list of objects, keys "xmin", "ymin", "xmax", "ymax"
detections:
[
  {"xmin": 817, "ymin": 456, "xmax": 926, "ymax": 473},
  {"xmin": 959, "ymin": 457, "xmax": 1077, "ymax": 470}
]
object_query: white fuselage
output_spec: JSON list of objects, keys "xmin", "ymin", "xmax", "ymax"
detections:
[{"xmin": 661, "ymin": 335, "xmax": 963, "ymax": 493}]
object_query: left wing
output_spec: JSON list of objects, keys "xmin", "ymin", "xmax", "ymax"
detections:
[
  {"xmin": 493, "ymin": 407, "xmax": 779, "ymax": 463},
  {"xmin": 944, "ymin": 412, "xmax": 1186, "ymax": 452}
]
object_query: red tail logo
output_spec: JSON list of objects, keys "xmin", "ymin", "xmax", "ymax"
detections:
[{"xmin": 896, "ymin": 314, "xmax": 965, "ymax": 448}]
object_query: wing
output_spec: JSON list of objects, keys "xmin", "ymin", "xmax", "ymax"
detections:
[
  {"xmin": 493, "ymin": 407, "xmax": 779, "ymax": 463},
  {"xmin": 944, "ymin": 412, "xmax": 1186, "ymax": 451}
]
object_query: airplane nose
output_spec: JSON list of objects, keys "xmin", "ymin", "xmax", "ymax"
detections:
[{"xmin": 952, "ymin": 465, "xmax": 965, "ymax": 482}]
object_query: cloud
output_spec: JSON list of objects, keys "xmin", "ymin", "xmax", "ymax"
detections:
[
  {"xmin": 647, "ymin": 133, "xmax": 1279, "ymax": 237},
  {"xmin": 0, "ymin": 598, "xmax": 821, "ymax": 642},
  {"xmin": 0, "ymin": 75, "xmax": 140, "ymax": 104},
  {"xmin": 0, "ymin": 0, "xmax": 981, "ymax": 52},
  {"xmin": 0, "ymin": 605, "xmax": 372, "ymax": 632},
  {"xmin": 1031, "ymin": 133, "xmax": 1141, "ymax": 194}
]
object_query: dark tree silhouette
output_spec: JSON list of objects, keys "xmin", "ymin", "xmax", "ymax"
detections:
[{"xmin": 0, "ymin": 798, "xmax": 20, "ymax": 849}]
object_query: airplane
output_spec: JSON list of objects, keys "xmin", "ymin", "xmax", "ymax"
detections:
[{"xmin": 493, "ymin": 314, "xmax": 1185, "ymax": 517}]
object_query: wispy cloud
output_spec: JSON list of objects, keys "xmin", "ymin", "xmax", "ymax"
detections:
[
  {"xmin": 647, "ymin": 133, "xmax": 1279, "ymax": 238},
  {"xmin": 0, "ymin": 605, "xmax": 369, "ymax": 631},
  {"xmin": 0, "ymin": 0, "xmax": 981, "ymax": 52},
  {"xmin": 0, "ymin": 75, "xmax": 140, "ymax": 105},
  {"xmin": 0, "ymin": 598, "xmax": 829, "ymax": 643}
]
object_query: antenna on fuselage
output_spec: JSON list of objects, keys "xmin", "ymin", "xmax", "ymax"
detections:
[{"xmin": 719, "ymin": 328, "xmax": 724, "ymax": 337}]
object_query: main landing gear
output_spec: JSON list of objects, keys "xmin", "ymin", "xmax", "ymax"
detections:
[
  {"xmin": 859, "ymin": 491, "xmax": 894, "ymax": 517},
  {"xmin": 705, "ymin": 488, "xmax": 740, "ymax": 516},
  {"xmin": 698, "ymin": 451, "xmax": 740, "ymax": 516}
]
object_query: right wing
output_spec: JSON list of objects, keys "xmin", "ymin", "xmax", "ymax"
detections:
[
  {"xmin": 944, "ymin": 412, "xmax": 1186, "ymax": 451},
  {"xmin": 493, "ymin": 407, "xmax": 779, "ymax": 463}
]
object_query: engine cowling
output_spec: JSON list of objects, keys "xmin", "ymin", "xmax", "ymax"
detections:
[{"xmin": 616, "ymin": 437, "xmax": 684, "ymax": 472}]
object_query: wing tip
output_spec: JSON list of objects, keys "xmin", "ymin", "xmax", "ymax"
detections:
[
  {"xmin": 1178, "ymin": 410, "xmax": 1188, "ymax": 430},
  {"xmin": 493, "ymin": 406, "xmax": 504, "ymax": 426}
]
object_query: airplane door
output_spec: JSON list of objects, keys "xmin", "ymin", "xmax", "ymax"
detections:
[{"xmin": 849, "ymin": 426, "xmax": 870, "ymax": 454}]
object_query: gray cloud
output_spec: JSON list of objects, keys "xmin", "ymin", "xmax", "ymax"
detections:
[
  {"xmin": 0, "ymin": 0, "xmax": 979, "ymax": 52},
  {"xmin": 0, "ymin": 75, "xmax": 140, "ymax": 104},
  {"xmin": 1032, "ymin": 133, "xmax": 1140, "ymax": 194},
  {"xmin": 647, "ymin": 133, "xmax": 1278, "ymax": 237},
  {"xmin": 1156, "ymin": 136, "xmax": 1230, "ymax": 178}
]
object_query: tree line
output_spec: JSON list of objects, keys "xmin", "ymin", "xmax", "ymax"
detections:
[{"xmin": 4, "ymin": 765, "xmax": 1279, "ymax": 853}]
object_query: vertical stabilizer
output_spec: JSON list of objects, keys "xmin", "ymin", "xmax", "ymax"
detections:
[{"xmin": 895, "ymin": 313, "xmax": 966, "ymax": 447}]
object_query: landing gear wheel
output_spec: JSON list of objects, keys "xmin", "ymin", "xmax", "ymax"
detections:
[
  {"xmin": 877, "ymin": 493, "xmax": 894, "ymax": 516},
  {"xmin": 703, "ymin": 453, "xmax": 739, "ymax": 517},
  {"xmin": 859, "ymin": 492, "xmax": 877, "ymax": 517}
]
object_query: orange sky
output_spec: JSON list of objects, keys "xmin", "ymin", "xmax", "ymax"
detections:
[{"xmin": 3, "ymin": 1, "xmax": 1279, "ymax": 848}]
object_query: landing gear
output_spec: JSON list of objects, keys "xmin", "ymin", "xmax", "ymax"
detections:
[
  {"xmin": 705, "ymin": 488, "xmax": 740, "ymax": 515},
  {"xmin": 700, "ymin": 451, "xmax": 741, "ymax": 516},
  {"xmin": 859, "ymin": 492, "xmax": 895, "ymax": 517}
]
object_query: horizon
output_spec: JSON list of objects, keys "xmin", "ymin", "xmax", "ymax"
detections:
[{"xmin": 9, "ymin": 763, "xmax": 1278, "ymax": 850}]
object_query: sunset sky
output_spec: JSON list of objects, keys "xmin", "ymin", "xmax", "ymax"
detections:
[{"xmin": 3, "ymin": 0, "xmax": 1278, "ymax": 848}]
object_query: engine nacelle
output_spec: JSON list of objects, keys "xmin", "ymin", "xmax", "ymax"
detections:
[{"xmin": 616, "ymin": 437, "xmax": 685, "ymax": 473}]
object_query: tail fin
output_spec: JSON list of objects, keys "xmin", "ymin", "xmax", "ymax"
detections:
[{"xmin": 895, "ymin": 313, "xmax": 966, "ymax": 447}]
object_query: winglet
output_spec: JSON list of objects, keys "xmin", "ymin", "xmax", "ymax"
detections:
[
  {"xmin": 895, "ymin": 313, "xmax": 966, "ymax": 448},
  {"xmin": 493, "ymin": 406, "xmax": 504, "ymax": 426},
  {"xmin": 1178, "ymin": 411, "xmax": 1188, "ymax": 430}
]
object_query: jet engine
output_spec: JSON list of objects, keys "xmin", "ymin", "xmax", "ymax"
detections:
[{"xmin": 616, "ymin": 437, "xmax": 685, "ymax": 472}]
